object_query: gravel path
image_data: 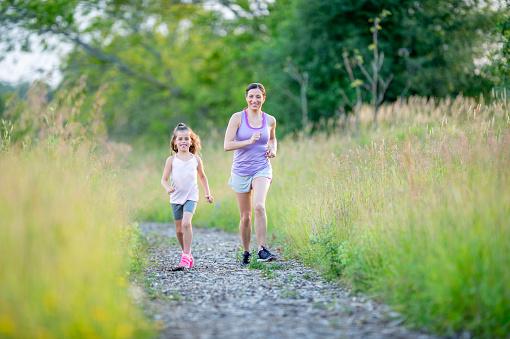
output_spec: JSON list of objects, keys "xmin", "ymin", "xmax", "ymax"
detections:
[{"xmin": 139, "ymin": 222, "xmax": 442, "ymax": 339}]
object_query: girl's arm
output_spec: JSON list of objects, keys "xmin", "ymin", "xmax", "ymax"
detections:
[
  {"xmin": 266, "ymin": 115, "xmax": 277, "ymax": 159},
  {"xmin": 196, "ymin": 156, "xmax": 214, "ymax": 203},
  {"xmin": 161, "ymin": 156, "xmax": 176, "ymax": 195},
  {"xmin": 224, "ymin": 112, "xmax": 262, "ymax": 151}
]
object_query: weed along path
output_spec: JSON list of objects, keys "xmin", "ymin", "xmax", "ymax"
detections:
[{"xmin": 139, "ymin": 223, "xmax": 440, "ymax": 339}]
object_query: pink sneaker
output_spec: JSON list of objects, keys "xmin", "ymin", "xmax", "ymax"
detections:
[
  {"xmin": 180, "ymin": 250, "xmax": 194, "ymax": 268},
  {"xmin": 178, "ymin": 253, "xmax": 192, "ymax": 268}
]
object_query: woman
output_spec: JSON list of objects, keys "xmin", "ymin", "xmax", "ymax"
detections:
[{"xmin": 224, "ymin": 83, "xmax": 277, "ymax": 266}]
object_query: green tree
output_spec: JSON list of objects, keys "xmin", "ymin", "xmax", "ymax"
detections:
[
  {"xmin": 1, "ymin": 0, "xmax": 270, "ymax": 140},
  {"xmin": 2, "ymin": 0, "xmax": 502, "ymax": 139},
  {"xmin": 258, "ymin": 0, "xmax": 500, "ymax": 133},
  {"xmin": 483, "ymin": 3, "xmax": 510, "ymax": 91}
]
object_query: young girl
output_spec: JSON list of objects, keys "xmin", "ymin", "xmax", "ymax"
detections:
[{"xmin": 161, "ymin": 123, "xmax": 214, "ymax": 268}]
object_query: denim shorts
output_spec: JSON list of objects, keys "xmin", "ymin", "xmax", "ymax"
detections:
[
  {"xmin": 228, "ymin": 166, "xmax": 272, "ymax": 194},
  {"xmin": 171, "ymin": 200, "xmax": 197, "ymax": 221}
]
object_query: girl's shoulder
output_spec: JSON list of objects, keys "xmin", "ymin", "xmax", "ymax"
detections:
[
  {"xmin": 166, "ymin": 155, "xmax": 175, "ymax": 163},
  {"xmin": 192, "ymin": 154, "xmax": 202, "ymax": 164}
]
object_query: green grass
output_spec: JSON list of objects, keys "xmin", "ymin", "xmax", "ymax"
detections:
[
  {"xmin": 0, "ymin": 141, "xmax": 153, "ymax": 338},
  {"xmin": 130, "ymin": 95, "xmax": 509, "ymax": 337},
  {"xmin": 278, "ymin": 98, "xmax": 510, "ymax": 337}
]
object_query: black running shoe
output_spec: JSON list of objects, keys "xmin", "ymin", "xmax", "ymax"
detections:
[
  {"xmin": 241, "ymin": 251, "xmax": 251, "ymax": 266},
  {"xmin": 257, "ymin": 246, "xmax": 277, "ymax": 262}
]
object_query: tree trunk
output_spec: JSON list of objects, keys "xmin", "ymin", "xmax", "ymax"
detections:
[{"xmin": 300, "ymin": 76, "xmax": 308, "ymax": 132}]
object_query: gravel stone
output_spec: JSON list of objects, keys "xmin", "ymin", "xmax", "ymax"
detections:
[{"xmin": 139, "ymin": 222, "xmax": 443, "ymax": 339}]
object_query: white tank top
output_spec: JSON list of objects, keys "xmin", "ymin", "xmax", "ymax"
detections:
[{"xmin": 170, "ymin": 155, "xmax": 199, "ymax": 205}]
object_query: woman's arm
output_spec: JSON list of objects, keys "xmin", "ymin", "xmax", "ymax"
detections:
[
  {"xmin": 196, "ymin": 156, "xmax": 214, "ymax": 203},
  {"xmin": 266, "ymin": 115, "xmax": 277, "ymax": 159},
  {"xmin": 224, "ymin": 112, "xmax": 262, "ymax": 151},
  {"xmin": 161, "ymin": 156, "xmax": 176, "ymax": 194}
]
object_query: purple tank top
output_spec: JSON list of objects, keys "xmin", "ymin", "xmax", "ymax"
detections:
[{"xmin": 231, "ymin": 110, "xmax": 271, "ymax": 176}]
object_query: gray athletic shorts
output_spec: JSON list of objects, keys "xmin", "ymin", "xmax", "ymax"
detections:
[
  {"xmin": 171, "ymin": 200, "xmax": 197, "ymax": 221},
  {"xmin": 228, "ymin": 166, "xmax": 273, "ymax": 194}
]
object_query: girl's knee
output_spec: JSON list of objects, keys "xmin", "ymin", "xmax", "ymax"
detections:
[{"xmin": 182, "ymin": 219, "xmax": 192, "ymax": 229}]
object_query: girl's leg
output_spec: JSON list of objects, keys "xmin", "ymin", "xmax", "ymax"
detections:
[
  {"xmin": 174, "ymin": 219, "xmax": 184, "ymax": 251},
  {"xmin": 251, "ymin": 177, "xmax": 271, "ymax": 251},
  {"xmin": 181, "ymin": 211, "xmax": 194, "ymax": 254},
  {"xmin": 235, "ymin": 192, "xmax": 252, "ymax": 252}
]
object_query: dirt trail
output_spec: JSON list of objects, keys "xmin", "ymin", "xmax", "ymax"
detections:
[{"xmin": 139, "ymin": 222, "xmax": 440, "ymax": 339}]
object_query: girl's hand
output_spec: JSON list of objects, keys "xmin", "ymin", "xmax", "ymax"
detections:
[
  {"xmin": 167, "ymin": 187, "xmax": 176, "ymax": 195},
  {"xmin": 205, "ymin": 195, "xmax": 214, "ymax": 203},
  {"xmin": 250, "ymin": 132, "xmax": 262, "ymax": 144},
  {"xmin": 265, "ymin": 148, "xmax": 276, "ymax": 159}
]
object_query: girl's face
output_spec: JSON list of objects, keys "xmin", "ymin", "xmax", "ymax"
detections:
[
  {"xmin": 175, "ymin": 130, "xmax": 191, "ymax": 152},
  {"xmin": 245, "ymin": 88, "xmax": 265, "ymax": 111}
]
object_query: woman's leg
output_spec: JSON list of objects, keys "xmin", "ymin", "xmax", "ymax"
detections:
[
  {"xmin": 181, "ymin": 211, "xmax": 194, "ymax": 254},
  {"xmin": 235, "ymin": 192, "xmax": 252, "ymax": 252},
  {"xmin": 174, "ymin": 219, "xmax": 184, "ymax": 251},
  {"xmin": 251, "ymin": 177, "xmax": 271, "ymax": 251}
]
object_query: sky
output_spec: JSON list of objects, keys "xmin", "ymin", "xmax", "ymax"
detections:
[
  {"xmin": 0, "ymin": 50, "xmax": 64, "ymax": 86},
  {"xmin": 0, "ymin": 21, "xmax": 78, "ymax": 88},
  {"xmin": 0, "ymin": 35, "xmax": 72, "ymax": 87},
  {"xmin": 0, "ymin": 0, "xmax": 249, "ymax": 88}
]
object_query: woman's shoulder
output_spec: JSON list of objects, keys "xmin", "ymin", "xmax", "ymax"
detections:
[
  {"xmin": 166, "ymin": 155, "xmax": 175, "ymax": 163},
  {"xmin": 264, "ymin": 112, "xmax": 276, "ymax": 126},
  {"xmin": 230, "ymin": 111, "xmax": 244, "ymax": 120},
  {"xmin": 227, "ymin": 111, "xmax": 244, "ymax": 127}
]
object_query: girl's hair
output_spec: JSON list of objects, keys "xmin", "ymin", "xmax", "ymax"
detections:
[
  {"xmin": 170, "ymin": 123, "xmax": 201, "ymax": 155},
  {"xmin": 245, "ymin": 83, "xmax": 266, "ymax": 97}
]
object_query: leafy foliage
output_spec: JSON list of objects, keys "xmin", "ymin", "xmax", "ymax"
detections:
[
  {"xmin": 483, "ymin": 4, "xmax": 510, "ymax": 90},
  {"xmin": 259, "ymin": 0, "xmax": 500, "ymax": 133},
  {"xmin": 0, "ymin": 0, "xmax": 506, "ymax": 138}
]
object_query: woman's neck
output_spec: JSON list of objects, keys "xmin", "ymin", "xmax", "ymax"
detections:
[{"xmin": 246, "ymin": 108, "xmax": 262, "ymax": 115}]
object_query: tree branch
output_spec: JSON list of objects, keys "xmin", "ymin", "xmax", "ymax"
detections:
[
  {"xmin": 342, "ymin": 53, "xmax": 356, "ymax": 82},
  {"xmin": 41, "ymin": 26, "xmax": 181, "ymax": 95},
  {"xmin": 356, "ymin": 59, "xmax": 374, "ymax": 86},
  {"xmin": 376, "ymin": 73, "xmax": 393, "ymax": 105},
  {"xmin": 377, "ymin": 52, "xmax": 385, "ymax": 71}
]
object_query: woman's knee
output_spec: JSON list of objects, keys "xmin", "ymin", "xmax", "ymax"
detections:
[
  {"xmin": 239, "ymin": 213, "xmax": 252, "ymax": 224},
  {"xmin": 254, "ymin": 202, "xmax": 266, "ymax": 215}
]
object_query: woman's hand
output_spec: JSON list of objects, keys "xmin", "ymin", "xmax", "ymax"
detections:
[
  {"xmin": 166, "ymin": 187, "xmax": 176, "ymax": 195},
  {"xmin": 205, "ymin": 195, "xmax": 214, "ymax": 203},
  {"xmin": 250, "ymin": 132, "xmax": 262, "ymax": 144},
  {"xmin": 265, "ymin": 148, "xmax": 276, "ymax": 159}
]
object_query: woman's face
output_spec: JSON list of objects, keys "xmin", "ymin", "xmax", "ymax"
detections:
[{"xmin": 245, "ymin": 88, "xmax": 265, "ymax": 111}]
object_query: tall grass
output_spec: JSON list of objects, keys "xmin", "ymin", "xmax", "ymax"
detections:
[
  {"xmin": 0, "ymin": 142, "xmax": 152, "ymax": 338},
  {"xmin": 281, "ymin": 97, "xmax": 510, "ymax": 337},
  {"xmin": 0, "ymin": 78, "xmax": 152, "ymax": 338},
  {"xmin": 133, "ymin": 95, "xmax": 509, "ymax": 337}
]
